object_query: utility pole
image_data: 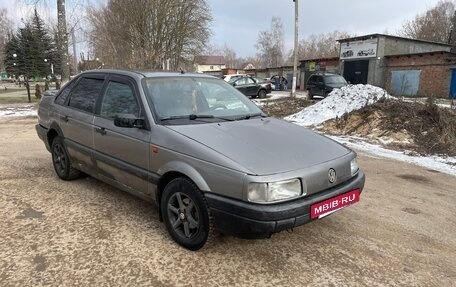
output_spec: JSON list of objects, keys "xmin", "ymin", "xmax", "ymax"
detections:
[
  {"xmin": 71, "ymin": 28, "xmax": 77, "ymax": 73},
  {"xmin": 292, "ymin": 0, "xmax": 299, "ymax": 97}
]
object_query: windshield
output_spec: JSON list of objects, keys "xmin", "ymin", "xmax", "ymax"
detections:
[
  {"xmin": 325, "ymin": 75, "xmax": 347, "ymax": 85},
  {"xmin": 142, "ymin": 77, "xmax": 264, "ymax": 124}
]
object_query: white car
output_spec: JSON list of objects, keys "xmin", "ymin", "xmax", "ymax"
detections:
[{"xmin": 222, "ymin": 74, "xmax": 247, "ymax": 82}]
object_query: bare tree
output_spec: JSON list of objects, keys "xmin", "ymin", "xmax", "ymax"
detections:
[
  {"xmin": 450, "ymin": 11, "xmax": 456, "ymax": 51},
  {"xmin": 57, "ymin": 0, "xmax": 70, "ymax": 80},
  {"xmin": 0, "ymin": 8, "xmax": 13, "ymax": 72},
  {"xmin": 255, "ymin": 17, "xmax": 284, "ymax": 68},
  {"xmin": 87, "ymin": 0, "xmax": 212, "ymax": 70},
  {"xmin": 286, "ymin": 30, "xmax": 351, "ymax": 63},
  {"xmin": 398, "ymin": 0, "xmax": 455, "ymax": 43}
]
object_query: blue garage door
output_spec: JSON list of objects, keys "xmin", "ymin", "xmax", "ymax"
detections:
[
  {"xmin": 450, "ymin": 69, "xmax": 456, "ymax": 99},
  {"xmin": 391, "ymin": 70, "xmax": 420, "ymax": 96}
]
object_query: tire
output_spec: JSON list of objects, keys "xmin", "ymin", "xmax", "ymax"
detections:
[
  {"xmin": 51, "ymin": 136, "xmax": 81, "ymax": 180},
  {"xmin": 161, "ymin": 178, "xmax": 214, "ymax": 251},
  {"xmin": 258, "ymin": 89, "xmax": 267, "ymax": 99}
]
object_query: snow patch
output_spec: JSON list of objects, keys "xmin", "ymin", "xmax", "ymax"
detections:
[
  {"xmin": 285, "ymin": 84, "xmax": 393, "ymax": 126},
  {"xmin": 328, "ymin": 135, "xmax": 456, "ymax": 176},
  {"xmin": 0, "ymin": 106, "xmax": 37, "ymax": 118}
]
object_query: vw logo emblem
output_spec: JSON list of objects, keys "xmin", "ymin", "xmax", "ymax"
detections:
[{"xmin": 328, "ymin": 168, "xmax": 337, "ymax": 183}]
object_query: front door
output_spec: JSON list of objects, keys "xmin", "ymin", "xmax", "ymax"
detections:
[{"xmin": 93, "ymin": 76, "xmax": 151, "ymax": 198}]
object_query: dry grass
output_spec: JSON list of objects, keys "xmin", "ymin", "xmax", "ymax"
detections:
[{"xmin": 323, "ymin": 98, "xmax": 456, "ymax": 156}]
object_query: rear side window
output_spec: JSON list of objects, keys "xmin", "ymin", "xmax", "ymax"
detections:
[
  {"xmin": 55, "ymin": 80, "xmax": 77, "ymax": 105},
  {"xmin": 100, "ymin": 81, "xmax": 140, "ymax": 118},
  {"xmin": 68, "ymin": 78, "xmax": 104, "ymax": 113}
]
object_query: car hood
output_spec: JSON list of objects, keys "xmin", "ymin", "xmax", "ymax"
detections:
[
  {"xmin": 327, "ymin": 83, "xmax": 347, "ymax": 89},
  {"xmin": 167, "ymin": 118, "xmax": 351, "ymax": 175}
]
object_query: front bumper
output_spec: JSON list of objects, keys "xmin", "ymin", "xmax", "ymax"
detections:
[{"xmin": 205, "ymin": 170, "xmax": 365, "ymax": 239}]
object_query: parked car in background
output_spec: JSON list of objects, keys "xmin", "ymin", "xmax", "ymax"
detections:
[
  {"xmin": 36, "ymin": 69, "xmax": 365, "ymax": 250},
  {"xmin": 229, "ymin": 75, "xmax": 270, "ymax": 98},
  {"xmin": 270, "ymin": 75, "xmax": 288, "ymax": 90},
  {"xmin": 251, "ymin": 76, "xmax": 273, "ymax": 94},
  {"xmin": 263, "ymin": 78, "xmax": 276, "ymax": 90},
  {"xmin": 222, "ymin": 74, "xmax": 247, "ymax": 82},
  {"xmin": 306, "ymin": 73, "xmax": 348, "ymax": 99}
]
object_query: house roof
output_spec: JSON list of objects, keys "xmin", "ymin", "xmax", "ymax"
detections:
[
  {"xmin": 337, "ymin": 33, "xmax": 452, "ymax": 47},
  {"xmin": 194, "ymin": 56, "xmax": 225, "ymax": 65}
]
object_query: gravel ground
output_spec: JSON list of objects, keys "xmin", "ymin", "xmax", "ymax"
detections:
[{"xmin": 0, "ymin": 118, "xmax": 455, "ymax": 286}]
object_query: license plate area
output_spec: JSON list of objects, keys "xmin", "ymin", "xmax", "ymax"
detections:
[{"xmin": 310, "ymin": 189, "xmax": 360, "ymax": 219}]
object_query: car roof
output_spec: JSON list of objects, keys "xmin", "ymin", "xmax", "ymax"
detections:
[
  {"xmin": 78, "ymin": 69, "xmax": 218, "ymax": 80},
  {"xmin": 310, "ymin": 72, "xmax": 341, "ymax": 77}
]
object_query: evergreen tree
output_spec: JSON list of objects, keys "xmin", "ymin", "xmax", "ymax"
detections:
[{"xmin": 3, "ymin": 9, "xmax": 59, "ymax": 79}]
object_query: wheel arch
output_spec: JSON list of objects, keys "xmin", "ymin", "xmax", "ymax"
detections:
[
  {"xmin": 47, "ymin": 122, "xmax": 64, "ymax": 147},
  {"xmin": 156, "ymin": 161, "xmax": 211, "ymax": 221}
]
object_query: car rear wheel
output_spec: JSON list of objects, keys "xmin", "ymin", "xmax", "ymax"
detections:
[
  {"xmin": 257, "ymin": 89, "xmax": 267, "ymax": 99},
  {"xmin": 161, "ymin": 178, "xmax": 214, "ymax": 250},
  {"xmin": 51, "ymin": 136, "xmax": 81, "ymax": 180}
]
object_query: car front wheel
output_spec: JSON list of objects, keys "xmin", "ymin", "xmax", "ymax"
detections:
[
  {"xmin": 161, "ymin": 178, "xmax": 214, "ymax": 250},
  {"xmin": 307, "ymin": 89, "xmax": 313, "ymax": 100}
]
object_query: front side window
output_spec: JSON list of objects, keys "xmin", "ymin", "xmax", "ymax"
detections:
[
  {"xmin": 100, "ymin": 81, "xmax": 140, "ymax": 118},
  {"xmin": 245, "ymin": 77, "xmax": 255, "ymax": 84},
  {"xmin": 68, "ymin": 78, "xmax": 104, "ymax": 113},
  {"xmin": 143, "ymin": 77, "xmax": 263, "ymax": 124}
]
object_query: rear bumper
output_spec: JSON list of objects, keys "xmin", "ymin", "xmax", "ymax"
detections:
[
  {"xmin": 205, "ymin": 170, "xmax": 365, "ymax": 239},
  {"xmin": 35, "ymin": 124, "xmax": 50, "ymax": 152}
]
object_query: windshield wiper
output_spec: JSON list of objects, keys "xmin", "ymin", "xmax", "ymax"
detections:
[
  {"xmin": 160, "ymin": 114, "xmax": 234, "ymax": 122},
  {"xmin": 234, "ymin": 113, "xmax": 267, "ymax": 120}
]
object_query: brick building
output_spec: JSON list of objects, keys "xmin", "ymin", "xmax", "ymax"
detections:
[
  {"xmin": 299, "ymin": 57, "xmax": 340, "ymax": 89},
  {"xmin": 384, "ymin": 51, "xmax": 456, "ymax": 98}
]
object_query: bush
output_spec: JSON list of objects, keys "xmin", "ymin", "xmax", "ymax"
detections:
[{"xmin": 35, "ymin": 84, "xmax": 42, "ymax": 99}]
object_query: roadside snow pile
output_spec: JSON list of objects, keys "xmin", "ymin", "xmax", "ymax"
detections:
[
  {"xmin": 0, "ymin": 105, "xmax": 37, "ymax": 117},
  {"xmin": 285, "ymin": 84, "xmax": 394, "ymax": 126}
]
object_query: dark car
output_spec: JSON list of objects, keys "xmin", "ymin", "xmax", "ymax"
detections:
[
  {"xmin": 36, "ymin": 69, "xmax": 364, "ymax": 250},
  {"xmin": 306, "ymin": 73, "xmax": 348, "ymax": 99},
  {"xmin": 229, "ymin": 76, "xmax": 270, "ymax": 98}
]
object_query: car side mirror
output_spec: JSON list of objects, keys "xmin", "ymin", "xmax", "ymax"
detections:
[
  {"xmin": 114, "ymin": 114, "xmax": 145, "ymax": 129},
  {"xmin": 232, "ymin": 82, "xmax": 236, "ymax": 86}
]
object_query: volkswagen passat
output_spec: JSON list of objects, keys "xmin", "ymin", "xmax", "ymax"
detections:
[{"xmin": 36, "ymin": 70, "xmax": 365, "ymax": 250}]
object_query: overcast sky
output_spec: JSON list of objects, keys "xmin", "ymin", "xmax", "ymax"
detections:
[
  {"xmin": 1, "ymin": 0, "xmax": 444, "ymax": 58},
  {"xmin": 209, "ymin": 0, "xmax": 443, "ymax": 57}
]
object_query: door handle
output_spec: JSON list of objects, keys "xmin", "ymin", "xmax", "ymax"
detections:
[
  {"xmin": 60, "ymin": 115, "xmax": 68, "ymax": 122},
  {"xmin": 95, "ymin": 127, "xmax": 107, "ymax": 135}
]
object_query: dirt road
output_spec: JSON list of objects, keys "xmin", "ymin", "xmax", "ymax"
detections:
[{"xmin": 0, "ymin": 118, "xmax": 455, "ymax": 287}]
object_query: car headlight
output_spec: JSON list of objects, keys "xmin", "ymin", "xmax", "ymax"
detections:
[
  {"xmin": 248, "ymin": 179, "xmax": 303, "ymax": 203},
  {"xmin": 350, "ymin": 157, "xmax": 359, "ymax": 176}
]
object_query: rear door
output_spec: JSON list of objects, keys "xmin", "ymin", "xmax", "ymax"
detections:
[
  {"xmin": 233, "ymin": 77, "xmax": 248, "ymax": 95},
  {"xmin": 315, "ymin": 76, "xmax": 325, "ymax": 96},
  {"xmin": 59, "ymin": 75, "xmax": 106, "ymax": 173},
  {"xmin": 307, "ymin": 75, "xmax": 316, "ymax": 94},
  {"xmin": 93, "ymin": 75, "xmax": 152, "ymax": 198},
  {"xmin": 244, "ymin": 77, "xmax": 258, "ymax": 96}
]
